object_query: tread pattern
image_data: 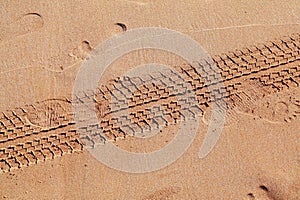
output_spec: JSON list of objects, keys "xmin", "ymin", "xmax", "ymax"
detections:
[{"xmin": 0, "ymin": 33, "xmax": 299, "ymax": 173}]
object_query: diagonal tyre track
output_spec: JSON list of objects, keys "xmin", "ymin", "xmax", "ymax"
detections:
[{"xmin": 0, "ymin": 33, "xmax": 299, "ymax": 173}]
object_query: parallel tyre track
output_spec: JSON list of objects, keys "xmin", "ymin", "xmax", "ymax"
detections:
[{"xmin": 0, "ymin": 33, "xmax": 299, "ymax": 173}]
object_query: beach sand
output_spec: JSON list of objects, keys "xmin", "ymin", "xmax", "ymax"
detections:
[{"xmin": 0, "ymin": 1, "xmax": 299, "ymax": 199}]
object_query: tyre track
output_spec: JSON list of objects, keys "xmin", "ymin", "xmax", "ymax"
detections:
[{"xmin": 0, "ymin": 33, "xmax": 299, "ymax": 173}]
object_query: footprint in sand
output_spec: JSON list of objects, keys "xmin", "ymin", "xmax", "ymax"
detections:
[
  {"xmin": 246, "ymin": 177, "xmax": 299, "ymax": 200},
  {"xmin": 0, "ymin": 13, "xmax": 44, "ymax": 42},
  {"xmin": 247, "ymin": 185, "xmax": 274, "ymax": 200},
  {"xmin": 257, "ymin": 90, "xmax": 300, "ymax": 123},
  {"xmin": 68, "ymin": 40, "xmax": 93, "ymax": 60}
]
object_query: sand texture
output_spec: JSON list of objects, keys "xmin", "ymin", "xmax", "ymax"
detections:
[{"xmin": 0, "ymin": 1, "xmax": 299, "ymax": 199}]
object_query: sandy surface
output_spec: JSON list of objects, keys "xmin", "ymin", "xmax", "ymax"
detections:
[{"xmin": 0, "ymin": 1, "xmax": 299, "ymax": 199}]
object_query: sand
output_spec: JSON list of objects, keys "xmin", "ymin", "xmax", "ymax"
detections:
[{"xmin": 0, "ymin": 0, "xmax": 299, "ymax": 199}]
